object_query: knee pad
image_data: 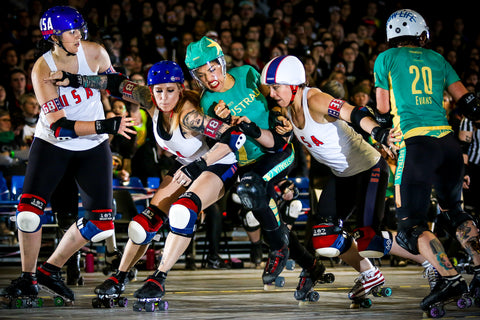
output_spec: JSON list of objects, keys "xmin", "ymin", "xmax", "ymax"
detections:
[
  {"xmin": 242, "ymin": 210, "xmax": 261, "ymax": 231},
  {"xmin": 437, "ymin": 210, "xmax": 474, "ymax": 236},
  {"xmin": 16, "ymin": 194, "xmax": 47, "ymax": 233},
  {"xmin": 77, "ymin": 209, "xmax": 115, "ymax": 242},
  {"xmin": 395, "ymin": 224, "xmax": 429, "ymax": 255},
  {"xmin": 353, "ymin": 226, "xmax": 393, "ymax": 258},
  {"xmin": 129, "ymin": 205, "xmax": 168, "ymax": 245},
  {"xmin": 169, "ymin": 192, "xmax": 201, "ymax": 237},
  {"xmin": 237, "ymin": 172, "xmax": 268, "ymax": 210},
  {"xmin": 312, "ymin": 223, "xmax": 352, "ymax": 257}
]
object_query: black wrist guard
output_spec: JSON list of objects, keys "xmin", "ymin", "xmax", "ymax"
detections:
[
  {"xmin": 106, "ymin": 73, "xmax": 129, "ymax": 98},
  {"xmin": 458, "ymin": 92, "xmax": 480, "ymax": 121},
  {"xmin": 374, "ymin": 109, "xmax": 393, "ymax": 128},
  {"xmin": 60, "ymin": 71, "xmax": 84, "ymax": 88},
  {"xmin": 238, "ymin": 121, "xmax": 261, "ymax": 139},
  {"xmin": 181, "ymin": 158, "xmax": 208, "ymax": 182},
  {"xmin": 371, "ymin": 126, "xmax": 389, "ymax": 146},
  {"xmin": 95, "ymin": 116, "xmax": 121, "ymax": 134}
]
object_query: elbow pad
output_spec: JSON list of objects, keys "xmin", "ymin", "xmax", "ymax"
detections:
[
  {"xmin": 265, "ymin": 129, "xmax": 288, "ymax": 153},
  {"xmin": 458, "ymin": 92, "xmax": 480, "ymax": 121},
  {"xmin": 50, "ymin": 117, "xmax": 78, "ymax": 140},
  {"xmin": 106, "ymin": 73, "xmax": 129, "ymax": 98},
  {"xmin": 350, "ymin": 106, "xmax": 373, "ymax": 129}
]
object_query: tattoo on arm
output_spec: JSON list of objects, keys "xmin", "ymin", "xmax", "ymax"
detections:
[
  {"xmin": 132, "ymin": 85, "xmax": 155, "ymax": 110},
  {"xmin": 456, "ymin": 221, "xmax": 471, "ymax": 241},
  {"xmin": 182, "ymin": 110, "xmax": 206, "ymax": 132},
  {"xmin": 82, "ymin": 75, "xmax": 108, "ymax": 90}
]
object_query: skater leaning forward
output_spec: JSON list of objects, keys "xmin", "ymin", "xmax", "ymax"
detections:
[
  {"xmin": 0, "ymin": 5, "xmax": 135, "ymax": 306},
  {"xmin": 374, "ymin": 8, "xmax": 480, "ymax": 315}
]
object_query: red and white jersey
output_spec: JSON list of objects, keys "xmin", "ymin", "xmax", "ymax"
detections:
[
  {"xmin": 152, "ymin": 108, "xmax": 236, "ymax": 166},
  {"xmin": 35, "ymin": 42, "xmax": 107, "ymax": 151},
  {"xmin": 289, "ymin": 87, "xmax": 380, "ymax": 177}
]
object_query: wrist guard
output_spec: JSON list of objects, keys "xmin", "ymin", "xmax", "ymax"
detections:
[
  {"xmin": 95, "ymin": 117, "xmax": 121, "ymax": 134},
  {"xmin": 181, "ymin": 158, "xmax": 208, "ymax": 182},
  {"xmin": 238, "ymin": 121, "xmax": 261, "ymax": 139},
  {"xmin": 50, "ymin": 117, "xmax": 78, "ymax": 140},
  {"xmin": 374, "ymin": 109, "xmax": 393, "ymax": 128},
  {"xmin": 59, "ymin": 71, "xmax": 84, "ymax": 88},
  {"xmin": 371, "ymin": 126, "xmax": 389, "ymax": 146},
  {"xmin": 219, "ymin": 126, "xmax": 246, "ymax": 152},
  {"xmin": 458, "ymin": 92, "xmax": 480, "ymax": 121},
  {"xmin": 106, "ymin": 73, "xmax": 129, "ymax": 98}
]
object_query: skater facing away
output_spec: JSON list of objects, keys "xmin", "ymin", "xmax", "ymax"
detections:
[{"xmin": 374, "ymin": 9, "xmax": 480, "ymax": 313}]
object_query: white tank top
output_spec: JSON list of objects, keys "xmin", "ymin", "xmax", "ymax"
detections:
[
  {"xmin": 152, "ymin": 108, "xmax": 236, "ymax": 166},
  {"xmin": 289, "ymin": 87, "xmax": 380, "ymax": 177},
  {"xmin": 35, "ymin": 42, "xmax": 107, "ymax": 151}
]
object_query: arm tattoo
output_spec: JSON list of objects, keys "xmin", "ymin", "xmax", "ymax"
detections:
[
  {"xmin": 182, "ymin": 110, "xmax": 206, "ymax": 132},
  {"xmin": 132, "ymin": 85, "xmax": 155, "ymax": 110},
  {"xmin": 429, "ymin": 238, "xmax": 454, "ymax": 270},
  {"xmin": 456, "ymin": 221, "xmax": 471, "ymax": 241},
  {"xmin": 82, "ymin": 75, "xmax": 108, "ymax": 90}
]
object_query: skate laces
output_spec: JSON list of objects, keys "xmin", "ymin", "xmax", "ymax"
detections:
[{"xmin": 423, "ymin": 264, "xmax": 440, "ymax": 290}]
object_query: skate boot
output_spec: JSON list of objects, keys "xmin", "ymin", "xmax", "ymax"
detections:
[
  {"xmin": 250, "ymin": 241, "xmax": 263, "ymax": 268},
  {"xmin": 102, "ymin": 250, "xmax": 122, "ymax": 275},
  {"xmin": 66, "ymin": 251, "xmax": 84, "ymax": 286},
  {"xmin": 421, "ymin": 275, "xmax": 472, "ymax": 318},
  {"xmin": 206, "ymin": 254, "xmax": 230, "ymax": 269},
  {"xmin": 36, "ymin": 264, "xmax": 75, "ymax": 305},
  {"xmin": 469, "ymin": 267, "xmax": 480, "ymax": 307},
  {"xmin": 348, "ymin": 267, "xmax": 391, "ymax": 309},
  {"xmin": 352, "ymin": 227, "xmax": 393, "ymax": 258},
  {"xmin": 422, "ymin": 262, "xmax": 440, "ymax": 291},
  {"xmin": 0, "ymin": 273, "xmax": 43, "ymax": 308},
  {"xmin": 294, "ymin": 260, "xmax": 335, "ymax": 304},
  {"xmin": 262, "ymin": 244, "xmax": 289, "ymax": 290},
  {"xmin": 92, "ymin": 271, "xmax": 129, "ymax": 308},
  {"xmin": 132, "ymin": 270, "xmax": 169, "ymax": 312}
]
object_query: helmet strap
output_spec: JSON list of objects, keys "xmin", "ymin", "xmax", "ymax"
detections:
[
  {"xmin": 289, "ymin": 85, "xmax": 298, "ymax": 105},
  {"xmin": 49, "ymin": 37, "xmax": 76, "ymax": 56}
]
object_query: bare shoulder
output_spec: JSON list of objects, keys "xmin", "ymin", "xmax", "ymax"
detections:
[
  {"xmin": 307, "ymin": 87, "xmax": 332, "ymax": 115},
  {"xmin": 82, "ymin": 41, "xmax": 111, "ymax": 72}
]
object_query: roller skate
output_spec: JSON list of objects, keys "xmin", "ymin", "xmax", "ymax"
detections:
[
  {"xmin": 263, "ymin": 244, "xmax": 289, "ymax": 290},
  {"xmin": 469, "ymin": 266, "xmax": 480, "ymax": 307},
  {"xmin": 0, "ymin": 273, "xmax": 43, "ymax": 309},
  {"xmin": 421, "ymin": 275, "xmax": 472, "ymax": 318},
  {"xmin": 423, "ymin": 262, "xmax": 440, "ymax": 290},
  {"xmin": 348, "ymin": 267, "xmax": 391, "ymax": 309},
  {"xmin": 132, "ymin": 270, "xmax": 169, "ymax": 312},
  {"xmin": 66, "ymin": 251, "xmax": 84, "ymax": 286},
  {"xmin": 92, "ymin": 271, "xmax": 129, "ymax": 308},
  {"xmin": 295, "ymin": 260, "xmax": 335, "ymax": 305},
  {"xmin": 36, "ymin": 264, "xmax": 75, "ymax": 306},
  {"xmin": 102, "ymin": 249, "xmax": 122, "ymax": 275}
]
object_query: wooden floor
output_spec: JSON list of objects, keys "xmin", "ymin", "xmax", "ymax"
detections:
[{"xmin": 1, "ymin": 262, "xmax": 479, "ymax": 319}]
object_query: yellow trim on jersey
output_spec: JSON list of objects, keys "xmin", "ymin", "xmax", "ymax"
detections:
[{"xmin": 403, "ymin": 126, "xmax": 452, "ymax": 139}]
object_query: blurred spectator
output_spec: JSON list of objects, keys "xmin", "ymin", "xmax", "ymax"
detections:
[
  {"xmin": 14, "ymin": 92, "xmax": 39, "ymax": 145},
  {"xmin": 6, "ymin": 68, "xmax": 28, "ymax": 119},
  {"xmin": 0, "ymin": 109, "xmax": 28, "ymax": 178},
  {"xmin": 302, "ymin": 55, "xmax": 322, "ymax": 88},
  {"xmin": 229, "ymin": 41, "xmax": 245, "ymax": 68},
  {"xmin": 244, "ymin": 40, "xmax": 264, "ymax": 72},
  {"xmin": 0, "ymin": 84, "xmax": 11, "ymax": 114}
]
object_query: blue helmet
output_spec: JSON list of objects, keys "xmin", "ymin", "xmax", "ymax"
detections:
[
  {"xmin": 147, "ymin": 61, "xmax": 184, "ymax": 86},
  {"xmin": 40, "ymin": 6, "xmax": 87, "ymax": 41}
]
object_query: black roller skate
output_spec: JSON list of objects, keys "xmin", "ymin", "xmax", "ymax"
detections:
[
  {"xmin": 0, "ymin": 273, "xmax": 43, "ymax": 309},
  {"xmin": 102, "ymin": 250, "xmax": 122, "ymax": 275},
  {"xmin": 92, "ymin": 271, "xmax": 129, "ymax": 308},
  {"xmin": 295, "ymin": 260, "xmax": 335, "ymax": 304},
  {"xmin": 421, "ymin": 275, "xmax": 472, "ymax": 318},
  {"xmin": 348, "ymin": 267, "xmax": 391, "ymax": 309},
  {"xmin": 263, "ymin": 244, "xmax": 289, "ymax": 290},
  {"xmin": 132, "ymin": 270, "xmax": 169, "ymax": 312},
  {"xmin": 423, "ymin": 262, "xmax": 440, "ymax": 290},
  {"xmin": 66, "ymin": 251, "xmax": 84, "ymax": 286},
  {"xmin": 36, "ymin": 264, "xmax": 75, "ymax": 306},
  {"xmin": 469, "ymin": 267, "xmax": 480, "ymax": 307}
]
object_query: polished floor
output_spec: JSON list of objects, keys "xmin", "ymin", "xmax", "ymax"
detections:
[{"xmin": 1, "ymin": 261, "xmax": 479, "ymax": 319}]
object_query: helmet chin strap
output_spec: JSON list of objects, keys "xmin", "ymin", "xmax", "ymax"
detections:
[
  {"xmin": 49, "ymin": 37, "xmax": 76, "ymax": 56},
  {"xmin": 289, "ymin": 85, "xmax": 299, "ymax": 105}
]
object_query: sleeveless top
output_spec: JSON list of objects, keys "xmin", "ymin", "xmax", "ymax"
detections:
[
  {"xmin": 152, "ymin": 108, "xmax": 236, "ymax": 166},
  {"xmin": 35, "ymin": 42, "xmax": 107, "ymax": 151},
  {"xmin": 289, "ymin": 87, "xmax": 380, "ymax": 177}
]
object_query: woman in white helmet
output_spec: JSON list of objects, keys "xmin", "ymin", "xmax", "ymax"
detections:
[
  {"xmin": 375, "ymin": 9, "xmax": 480, "ymax": 314},
  {"xmin": 258, "ymin": 54, "xmax": 438, "ymax": 305}
]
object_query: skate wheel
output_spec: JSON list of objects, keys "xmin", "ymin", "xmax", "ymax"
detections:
[
  {"xmin": 323, "ymin": 273, "xmax": 335, "ymax": 284},
  {"xmin": 145, "ymin": 301, "xmax": 155, "ymax": 312},
  {"xmin": 132, "ymin": 302, "xmax": 142, "ymax": 312},
  {"xmin": 92, "ymin": 298, "xmax": 101, "ymax": 308},
  {"xmin": 15, "ymin": 298, "xmax": 23, "ymax": 309},
  {"xmin": 306, "ymin": 291, "xmax": 320, "ymax": 302},
  {"xmin": 360, "ymin": 298, "xmax": 372, "ymax": 308},
  {"xmin": 118, "ymin": 297, "xmax": 128, "ymax": 307},
  {"xmin": 275, "ymin": 276, "xmax": 285, "ymax": 287},
  {"xmin": 381, "ymin": 287, "xmax": 392, "ymax": 297},
  {"xmin": 286, "ymin": 260, "xmax": 295, "ymax": 270},
  {"xmin": 37, "ymin": 297, "xmax": 44, "ymax": 308},
  {"xmin": 456, "ymin": 297, "xmax": 472, "ymax": 309},
  {"xmin": 104, "ymin": 298, "xmax": 114, "ymax": 308},
  {"xmin": 158, "ymin": 300, "xmax": 169, "ymax": 311},
  {"xmin": 349, "ymin": 302, "xmax": 360, "ymax": 309},
  {"xmin": 53, "ymin": 296, "xmax": 65, "ymax": 307},
  {"xmin": 429, "ymin": 306, "xmax": 445, "ymax": 318},
  {"xmin": 372, "ymin": 290, "xmax": 382, "ymax": 297}
]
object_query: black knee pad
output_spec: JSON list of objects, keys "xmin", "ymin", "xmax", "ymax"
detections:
[
  {"xmin": 395, "ymin": 224, "xmax": 429, "ymax": 255},
  {"xmin": 437, "ymin": 210, "xmax": 474, "ymax": 236},
  {"xmin": 237, "ymin": 172, "xmax": 268, "ymax": 210}
]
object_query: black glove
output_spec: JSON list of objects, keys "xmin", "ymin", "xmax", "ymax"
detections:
[
  {"xmin": 95, "ymin": 117, "xmax": 122, "ymax": 134},
  {"xmin": 238, "ymin": 121, "xmax": 261, "ymax": 139},
  {"xmin": 371, "ymin": 126, "xmax": 389, "ymax": 146},
  {"xmin": 180, "ymin": 158, "xmax": 208, "ymax": 183},
  {"xmin": 59, "ymin": 71, "xmax": 84, "ymax": 88}
]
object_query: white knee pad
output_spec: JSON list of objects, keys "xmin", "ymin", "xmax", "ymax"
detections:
[
  {"xmin": 91, "ymin": 229, "xmax": 115, "ymax": 242},
  {"xmin": 128, "ymin": 220, "xmax": 147, "ymax": 244},
  {"xmin": 169, "ymin": 204, "xmax": 197, "ymax": 236},
  {"xmin": 16, "ymin": 211, "xmax": 42, "ymax": 233},
  {"xmin": 286, "ymin": 200, "xmax": 302, "ymax": 219},
  {"xmin": 245, "ymin": 211, "xmax": 260, "ymax": 228}
]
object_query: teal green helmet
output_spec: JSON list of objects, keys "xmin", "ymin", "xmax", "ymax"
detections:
[{"xmin": 185, "ymin": 36, "xmax": 227, "ymax": 87}]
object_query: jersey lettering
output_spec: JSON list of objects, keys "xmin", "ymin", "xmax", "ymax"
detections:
[
  {"xmin": 72, "ymin": 90, "xmax": 81, "ymax": 104},
  {"xmin": 85, "ymin": 88, "xmax": 93, "ymax": 99},
  {"xmin": 300, "ymin": 135, "xmax": 324, "ymax": 148},
  {"xmin": 60, "ymin": 95, "xmax": 69, "ymax": 107}
]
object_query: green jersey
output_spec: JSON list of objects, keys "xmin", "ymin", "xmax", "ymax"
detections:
[
  {"xmin": 374, "ymin": 47, "xmax": 460, "ymax": 140},
  {"xmin": 200, "ymin": 65, "xmax": 268, "ymax": 166}
]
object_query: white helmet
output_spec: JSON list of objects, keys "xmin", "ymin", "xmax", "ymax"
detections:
[
  {"xmin": 261, "ymin": 55, "xmax": 305, "ymax": 86},
  {"xmin": 386, "ymin": 9, "xmax": 429, "ymax": 41}
]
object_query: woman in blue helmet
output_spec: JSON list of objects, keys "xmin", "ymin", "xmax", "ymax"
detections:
[
  {"xmin": 48, "ymin": 60, "xmax": 246, "ymax": 306},
  {"xmin": 1, "ymin": 6, "xmax": 135, "ymax": 305}
]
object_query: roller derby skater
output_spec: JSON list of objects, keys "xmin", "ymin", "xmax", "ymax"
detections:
[
  {"xmin": 262, "ymin": 242, "xmax": 289, "ymax": 290},
  {"xmin": 132, "ymin": 270, "xmax": 169, "ymax": 312},
  {"xmin": 36, "ymin": 263, "xmax": 75, "ymax": 306},
  {"xmin": 348, "ymin": 266, "xmax": 391, "ymax": 309},
  {"xmin": 92, "ymin": 270, "xmax": 129, "ymax": 308},
  {"xmin": 420, "ymin": 275, "xmax": 472, "ymax": 318},
  {"xmin": 294, "ymin": 259, "xmax": 335, "ymax": 304},
  {"xmin": 0, "ymin": 272, "xmax": 43, "ymax": 309}
]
